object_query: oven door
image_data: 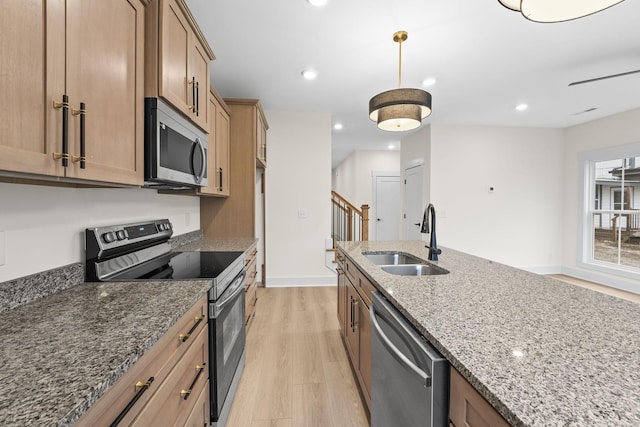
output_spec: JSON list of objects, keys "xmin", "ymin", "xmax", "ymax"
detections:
[{"xmin": 209, "ymin": 270, "xmax": 246, "ymax": 421}]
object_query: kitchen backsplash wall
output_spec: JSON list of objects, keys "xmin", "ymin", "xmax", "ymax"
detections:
[{"xmin": 0, "ymin": 183, "xmax": 200, "ymax": 283}]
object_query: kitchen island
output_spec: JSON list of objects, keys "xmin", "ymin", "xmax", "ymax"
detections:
[{"xmin": 338, "ymin": 240, "xmax": 640, "ymax": 427}]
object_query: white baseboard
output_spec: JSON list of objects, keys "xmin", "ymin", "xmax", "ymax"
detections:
[
  {"xmin": 522, "ymin": 265, "xmax": 563, "ymax": 275},
  {"xmin": 266, "ymin": 275, "xmax": 337, "ymax": 288},
  {"xmin": 561, "ymin": 266, "xmax": 640, "ymax": 295}
]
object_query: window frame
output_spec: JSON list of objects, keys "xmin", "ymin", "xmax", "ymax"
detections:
[{"xmin": 578, "ymin": 142, "xmax": 640, "ymax": 282}]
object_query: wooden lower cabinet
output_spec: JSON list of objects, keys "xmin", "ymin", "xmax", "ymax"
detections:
[
  {"xmin": 336, "ymin": 252, "xmax": 347, "ymax": 332},
  {"xmin": 75, "ymin": 296, "xmax": 209, "ymax": 426},
  {"xmin": 449, "ymin": 367, "xmax": 510, "ymax": 427},
  {"xmin": 244, "ymin": 243, "xmax": 258, "ymax": 327},
  {"xmin": 183, "ymin": 381, "xmax": 210, "ymax": 427},
  {"xmin": 339, "ymin": 250, "xmax": 372, "ymax": 412}
]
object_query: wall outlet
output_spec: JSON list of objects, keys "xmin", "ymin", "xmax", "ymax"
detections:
[{"xmin": 0, "ymin": 230, "xmax": 5, "ymax": 266}]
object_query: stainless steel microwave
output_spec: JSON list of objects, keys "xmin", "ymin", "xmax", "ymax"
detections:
[{"xmin": 144, "ymin": 98, "xmax": 208, "ymax": 189}]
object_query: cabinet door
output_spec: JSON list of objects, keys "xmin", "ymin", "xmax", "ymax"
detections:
[
  {"xmin": 65, "ymin": 0, "xmax": 144, "ymax": 185},
  {"xmin": 197, "ymin": 92, "xmax": 218, "ymax": 195},
  {"xmin": 0, "ymin": 0, "xmax": 65, "ymax": 177},
  {"xmin": 337, "ymin": 261, "xmax": 347, "ymax": 332},
  {"xmin": 359, "ymin": 297, "xmax": 372, "ymax": 405},
  {"xmin": 190, "ymin": 38, "xmax": 210, "ymax": 131},
  {"xmin": 345, "ymin": 280, "xmax": 360, "ymax": 366},
  {"xmin": 161, "ymin": 0, "xmax": 190, "ymax": 115},
  {"xmin": 256, "ymin": 111, "xmax": 267, "ymax": 167},
  {"xmin": 215, "ymin": 106, "xmax": 230, "ymax": 195}
]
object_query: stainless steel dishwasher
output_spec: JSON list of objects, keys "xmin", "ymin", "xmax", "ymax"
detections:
[{"xmin": 370, "ymin": 291, "xmax": 449, "ymax": 427}]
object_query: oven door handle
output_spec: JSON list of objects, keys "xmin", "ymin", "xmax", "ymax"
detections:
[{"xmin": 214, "ymin": 271, "xmax": 246, "ymax": 314}]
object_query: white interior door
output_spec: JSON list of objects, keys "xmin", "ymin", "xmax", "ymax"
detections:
[
  {"xmin": 374, "ymin": 175, "xmax": 401, "ymax": 240},
  {"xmin": 404, "ymin": 165, "xmax": 423, "ymax": 240}
]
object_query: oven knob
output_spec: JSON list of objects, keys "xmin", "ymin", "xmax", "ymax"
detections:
[
  {"xmin": 116, "ymin": 230, "xmax": 126, "ymax": 241},
  {"xmin": 158, "ymin": 223, "xmax": 165, "ymax": 231},
  {"xmin": 102, "ymin": 232, "xmax": 116, "ymax": 243}
]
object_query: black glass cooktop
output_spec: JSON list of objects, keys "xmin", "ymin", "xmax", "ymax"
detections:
[{"xmin": 110, "ymin": 251, "xmax": 244, "ymax": 281}]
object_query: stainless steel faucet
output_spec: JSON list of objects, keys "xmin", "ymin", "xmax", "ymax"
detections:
[{"xmin": 421, "ymin": 203, "xmax": 442, "ymax": 261}]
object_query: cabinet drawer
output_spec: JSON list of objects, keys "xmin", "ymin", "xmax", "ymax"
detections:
[
  {"xmin": 344, "ymin": 256, "xmax": 358, "ymax": 283},
  {"xmin": 356, "ymin": 271, "xmax": 376, "ymax": 307},
  {"xmin": 183, "ymin": 380, "xmax": 210, "ymax": 427},
  {"xmin": 75, "ymin": 295, "xmax": 208, "ymax": 426},
  {"xmin": 245, "ymin": 245, "xmax": 258, "ymax": 266},
  {"xmin": 449, "ymin": 367, "xmax": 510, "ymax": 427},
  {"xmin": 132, "ymin": 325, "xmax": 209, "ymax": 426}
]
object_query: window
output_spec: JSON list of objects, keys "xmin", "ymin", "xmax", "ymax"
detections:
[{"xmin": 581, "ymin": 147, "xmax": 640, "ymax": 276}]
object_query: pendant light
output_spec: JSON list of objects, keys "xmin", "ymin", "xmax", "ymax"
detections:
[
  {"xmin": 369, "ymin": 31, "xmax": 432, "ymax": 132},
  {"xmin": 498, "ymin": 0, "xmax": 626, "ymax": 23}
]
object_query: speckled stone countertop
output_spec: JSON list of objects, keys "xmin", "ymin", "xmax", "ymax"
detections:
[
  {"xmin": 338, "ymin": 240, "xmax": 640, "ymax": 427},
  {"xmin": 0, "ymin": 279, "xmax": 211, "ymax": 426},
  {"xmin": 0, "ymin": 236, "xmax": 257, "ymax": 426},
  {"xmin": 175, "ymin": 236, "xmax": 257, "ymax": 252}
]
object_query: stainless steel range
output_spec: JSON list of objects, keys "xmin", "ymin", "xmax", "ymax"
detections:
[{"xmin": 85, "ymin": 219, "xmax": 246, "ymax": 427}]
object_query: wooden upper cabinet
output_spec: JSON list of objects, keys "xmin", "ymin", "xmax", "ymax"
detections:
[
  {"xmin": 65, "ymin": 0, "xmax": 145, "ymax": 185},
  {"xmin": 256, "ymin": 108, "xmax": 268, "ymax": 167},
  {"xmin": 147, "ymin": 0, "xmax": 214, "ymax": 132},
  {"xmin": 212, "ymin": 90, "xmax": 231, "ymax": 196},
  {"xmin": 0, "ymin": 0, "xmax": 144, "ymax": 186},
  {"xmin": 197, "ymin": 88, "xmax": 230, "ymax": 197}
]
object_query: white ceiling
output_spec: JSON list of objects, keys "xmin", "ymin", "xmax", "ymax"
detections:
[{"xmin": 185, "ymin": 0, "xmax": 640, "ymax": 168}]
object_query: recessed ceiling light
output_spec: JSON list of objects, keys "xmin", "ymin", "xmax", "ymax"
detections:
[
  {"xmin": 388, "ymin": 144, "xmax": 396, "ymax": 149},
  {"xmin": 515, "ymin": 103, "xmax": 528, "ymax": 112},
  {"xmin": 333, "ymin": 123, "xmax": 343, "ymax": 130},
  {"xmin": 301, "ymin": 69, "xmax": 318, "ymax": 80},
  {"xmin": 422, "ymin": 77, "xmax": 437, "ymax": 87},
  {"xmin": 307, "ymin": 0, "xmax": 327, "ymax": 6}
]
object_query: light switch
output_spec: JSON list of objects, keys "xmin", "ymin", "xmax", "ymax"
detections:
[
  {"xmin": 0, "ymin": 230, "xmax": 5, "ymax": 266},
  {"xmin": 297, "ymin": 209, "xmax": 308, "ymax": 219}
]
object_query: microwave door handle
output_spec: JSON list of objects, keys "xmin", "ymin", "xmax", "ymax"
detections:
[{"xmin": 192, "ymin": 138, "xmax": 206, "ymax": 184}]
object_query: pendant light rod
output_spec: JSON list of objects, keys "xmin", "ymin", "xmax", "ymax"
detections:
[{"xmin": 393, "ymin": 31, "xmax": 408, "ymax": 88}]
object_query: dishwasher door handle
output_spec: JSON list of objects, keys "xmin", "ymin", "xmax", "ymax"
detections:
[{"xmin": 370, "ymin": 304, "xmax": 432, "ymax": 388}]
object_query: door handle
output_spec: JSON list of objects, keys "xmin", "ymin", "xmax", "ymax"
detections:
[
  {"xmin": 414, "ymin": 223, "xmax": 421, "ymax": 226},
  {"xmin": 370, "ymin": 303, "xmax": 431, "ymax": 387}
]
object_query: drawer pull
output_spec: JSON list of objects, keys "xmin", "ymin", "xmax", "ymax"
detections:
[
  {"xmin": 109, "ymin": 376, "xmax": 154, "ymax": 427},
  {"xmin": 180, "ymin": 364, "xmax": 206, "ymax": 400},
  {"xmin": 179, "ymin": 315, "xmax": 204, "ymax": 342}
]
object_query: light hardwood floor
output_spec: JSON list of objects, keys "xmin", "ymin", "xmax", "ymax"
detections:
[
  {"xmin": 547, "ymin": 274, "xmax": 640, "ymax": 304},
  {"xmin": 226, "ymin": 287, "xmax": 369, "ymax": 427}
]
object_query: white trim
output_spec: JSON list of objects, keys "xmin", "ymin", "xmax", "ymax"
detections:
[
  {"xmin": 403, "ymin": 158, "xmax": 424, "ymax": 170},
  {"xmin": 522, "ymin": 265, "xmax": 563, "ymax": 275},
  {"xmin": 562, "ymin": 266, "xmax": 640, "ymax": 295},
  {"xmin": 266, "ymin": 275, "xmax": 337, "ymax": 287}
]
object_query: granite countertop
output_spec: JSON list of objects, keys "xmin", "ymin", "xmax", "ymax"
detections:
[
  {"xmin": 338, "ymin": 240, "xmax": 640, "ymax": 427},
  {"xmin": 0, "ymin": 236, "xmax": 257, "ymax": 426},
  {"xmin": 176, "ymin": 237, "xmax": 257, "ymax": 252}
]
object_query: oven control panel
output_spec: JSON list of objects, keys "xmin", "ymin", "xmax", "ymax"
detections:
[{"xmin": 86, "ymin": 219, "xmax": 173, "ymax": 254}]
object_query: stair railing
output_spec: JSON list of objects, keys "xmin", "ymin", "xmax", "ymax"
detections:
[{"xmin": 331, "ymin": 191, "xmax": 369, "ymax": 247}]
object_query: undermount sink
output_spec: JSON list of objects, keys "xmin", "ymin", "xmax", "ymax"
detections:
[
  {"xmin": 362, "ymin": 251, "xmax": 449, "ymax": 276},
  {"xmin": 381, "ymin": 264, "xmax": 449, "ymax": 276},
  {"xmin": 362, "ymin": 251, "xmax": 424, "ymax": 265}
]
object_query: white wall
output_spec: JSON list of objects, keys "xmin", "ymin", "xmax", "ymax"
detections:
[
  {"xmin": 332, "ymin": 150, "xmax": 400, "ymax": 239},
  {"xmin": 429, "ymin": 125, "xmax": 565, "ymax": 271},
  {"xmin": 332, "ymin": 150, "xmax": 400, "ymax": 208},
  {"xmin": 400, "ymin": 125, "xmax": 431, "ymax": 241},
  {"xmin": 0, "ymin": 183, "xmax": 200, "ymax": 282},
  {"xmin": 562, "ymin": 108, "xmax": 640, "ymax": 291},
  {"xmin": 264, "ymin": 111, "xmax": 334, "ymax": 286}
]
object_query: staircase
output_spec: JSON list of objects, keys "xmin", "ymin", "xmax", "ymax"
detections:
[{"xmin": 330, "ymin": 190, "xmax": 369, "ymax": 248}]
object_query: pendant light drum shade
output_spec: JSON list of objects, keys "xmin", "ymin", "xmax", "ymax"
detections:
[
  {"xmin": 369, "ymin": 88, "xmax": 432, "ymax": 131},
  {"xmin": 369, "ymin": 31, "xmax": 433, "ymax": 132},
  {"xmin": 498, "ymin": 0, "xmax": 626, "ymax": 22}
]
